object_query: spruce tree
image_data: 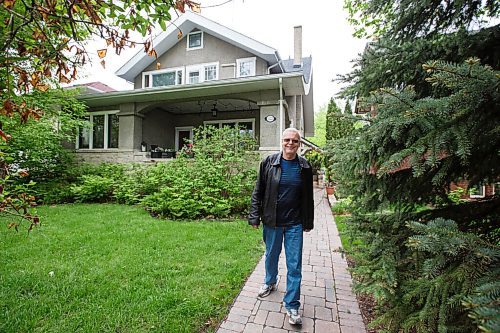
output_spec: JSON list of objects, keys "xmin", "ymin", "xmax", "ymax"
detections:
[{"xmin": 335, "ymin": 1, "xmax": 500, "ymax": 331}]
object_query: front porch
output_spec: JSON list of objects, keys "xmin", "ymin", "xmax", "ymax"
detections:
[{"xmin": 76, "ymin": 73, "xmax": 311, "ymax": 163}]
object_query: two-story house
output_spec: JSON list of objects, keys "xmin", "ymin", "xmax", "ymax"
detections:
[{"xmin": 76, "ymin": 11, "xmax": 314, "ymax": 163}]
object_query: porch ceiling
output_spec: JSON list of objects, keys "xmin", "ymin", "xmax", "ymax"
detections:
[
  {"xmin": 78, "ymin": 73, "xmax": 305, "ymax": 108},
  {"xmin": 155, "ymin": 98, "xmax": 258, "ymax": 114}
]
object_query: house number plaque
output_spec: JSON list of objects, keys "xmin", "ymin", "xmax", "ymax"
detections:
[{"xmin": 264, "ymin": 115, "xmax": 276, "ymax": 123}]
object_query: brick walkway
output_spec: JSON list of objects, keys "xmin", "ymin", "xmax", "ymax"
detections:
[{"xmin": 216, "ymin": 186, "xmax": 367, "ymax": 333}]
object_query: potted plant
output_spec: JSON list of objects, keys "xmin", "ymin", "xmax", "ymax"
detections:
[
  {"xmin": 150, "ymin": 147, "xmax": 163, "ymax": 159},
  {"xmin": 164, "ymin": 148, "xmax": 176, "ymax": 158},
  {"xmin": 325, "ymin": 168, "xmax": 335, "ymax": 195},
  {"xmin": 180, "ymin": 143, "xmax": 194, "ymax": 158}
]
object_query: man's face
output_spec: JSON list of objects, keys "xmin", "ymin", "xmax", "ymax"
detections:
[{"xmin": 281, "ymin": 131, "xmax": 300, "ymax": 157}]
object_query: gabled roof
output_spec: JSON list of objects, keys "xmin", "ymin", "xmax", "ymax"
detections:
[{"xmin": 116, "ymin": 11, "xmax": 282, "ymax": 82}]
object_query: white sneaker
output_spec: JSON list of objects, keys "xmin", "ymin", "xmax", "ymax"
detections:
[
  {"xmin": 286, "ymin": 308, "xmax": 302, "ymax": 325},
  {"xmin": 257, "ymin": 283, "xmax": 276, "ymax": 298}
]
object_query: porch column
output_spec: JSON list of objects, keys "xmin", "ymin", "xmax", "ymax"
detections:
[
  {"xmin": 285, "ymin": 95, "xmax": 304, "ymax": 135},
  {"xmin": 257, "ymin": 99, "xmax": 288, "ymax": 156},
  {"xmin": 118, "ymin": 103, "xmax": 143, "ymax": 151}
]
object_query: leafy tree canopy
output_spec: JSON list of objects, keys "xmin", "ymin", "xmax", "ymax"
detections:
[
  {"xmin": 0, "ymin": 0, "xmax": 197, "ymax": 229},
  {"xmin": 306, "ymin": 105, "xmax": 327, "ymax": 147},
  {"xmin": 1, "ymin": 0, "xmax": 197, "ymax": 126}
]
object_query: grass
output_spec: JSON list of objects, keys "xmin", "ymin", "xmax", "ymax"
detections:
[
  {"xmin": 334, "ymin": 214, "xmax": 364, "ymax": 254},
  {"xmin": 334, "ymin": 215, "xmax": 352, "ymax": 253},
  {"xmin": 0, "ymin": 204, "xmax": 264, "ymax": 333}
]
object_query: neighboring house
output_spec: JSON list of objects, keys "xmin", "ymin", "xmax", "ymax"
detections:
[
  {"xmin": 74, "ymin": 82, "xmax": 117, "ymax": 94},
  {"xmin": 450, "ymin": 180, "xmax": 499, "ymax": 200},
  {"xmin": 75, "ymin": 11, "xmax": 314, "ymax": 163}
]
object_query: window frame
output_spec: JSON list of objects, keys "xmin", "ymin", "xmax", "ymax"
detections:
[
  {"xmin": 236, "ymin": 57, "xmax": 257, "ymax": 77},
  {"xmin": 203, "ymin": 118, "xmax": 255, "ymax": 135},
  {"xmin": 76, "ymin": 110, "xmax": 119, "ymax": 150},
  {"xmin": 469, "ymin": 183, "xmax": 486, "ymax": 198},
  {"xmin": 186, "ymin": 62, "xmax": 219, "ymax": 84},
  {"xmin": 175, "ymin": 126, "xmax": 194, "ymax": 151},
  {"xmin": 187, "ymin": 31, "xmax": 203, "ymax": 50},
  {"xmin": 142, "ymin": 66, "xmax": 184, "ymax": 88}
]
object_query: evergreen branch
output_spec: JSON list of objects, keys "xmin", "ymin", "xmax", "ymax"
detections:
[{"xmin": 416, "ymin": 197, "xmax": 500, "ymax": 238}]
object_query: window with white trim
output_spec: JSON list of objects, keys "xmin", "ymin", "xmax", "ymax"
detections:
[
  {"xmin": 204, "ymin": 119, "xmax": 255, "ymax": 135},
  {"xmin": 188, "ymin": 70, "xmax": 200, "ymax": 84},
  {"xmin": 186, "ymin": 62, "xmax": 219, "ymax": 84},
  {"xmin": 236, "ymin": 57, "xmax": 256, "ymax": 77},
  {"xmin": 77, "ymin": 111, "xmax": 119, "ymax": 149},
  {"xmin": 143, "ymin": 67, "xmax": 183, "ymax": 88},
  {"xmin": 187, "ymin": 31, "xmax": 203, "ymax": 50},
  {"xmin": 204, "ymin": 65, "xmax": 217, "ymax": 81},
  {"xmin": 470, "ymin": 182, "xmax": 486, "ymax": 198}
]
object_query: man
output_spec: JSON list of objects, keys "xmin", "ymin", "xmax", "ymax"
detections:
[{"xmin": 248, "ymin": 127, "xmax": 314, "ymax": 325}]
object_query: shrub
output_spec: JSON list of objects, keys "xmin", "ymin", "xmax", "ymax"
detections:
[
  {"xmin": 36, "ymin": 180, "xmax": 75, "ymax": 204},
  {"xmin": 332, "ymin": 196, "xmax": 353, "ymax": 215},
  {"xmin": 35, "ymin": 126, "xmax": 260, "ymax": 219},
  {"xmin": 71, "ymin": 175, "xmax": 115, "ymax": 203},
  {"xmin": 141, "ymin": 126, "xmax": 259, "ymax": 219},
  {"xmin": 305, "ymin": 150, "xmax": 324, "ymax": 175}
]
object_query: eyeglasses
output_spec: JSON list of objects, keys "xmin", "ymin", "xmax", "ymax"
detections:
[{"xmin": 282, "ymin": 138, "xmax": 299, "ymax": 144}]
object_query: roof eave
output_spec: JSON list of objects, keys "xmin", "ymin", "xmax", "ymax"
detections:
[{"xmin": 79, "ymin": 72, "xmax": 305, "ymax": 108}]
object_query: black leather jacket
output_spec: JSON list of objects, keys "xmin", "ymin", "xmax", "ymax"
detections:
[{"xmin": 248, "ymin": 152, "xmax": 314, "ymax": 229}]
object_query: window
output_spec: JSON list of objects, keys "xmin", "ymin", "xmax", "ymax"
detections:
[
  {"xmin": 76, "ymin": 111, "xmax": 119, "ymax": 149},
  {"xmin": 204, "ymin": 119, "xmax": 255, "ymax": 135},
  {"xmin": 186, "ymin": 62, "xmax": 218, "ymax": 84},
  {"xmin": 204, "ymin": 65, "xmax": 217, "ymax": 81},
  {"xmin": 93, "ymin": 115, "xmax": 105, "ymax": 148},
  {"xmin": 470, "ymin": 183, "xmax": 485, "ymax": 198},
  {"xmin": 187, "ymin": 31, "xmax": 203, "ymax": 50},
  {"xmin": 236, "ymin": 57, "xmax": 256, "ymax": 77},
  {"xmin": 188, "ymin": 70, "xmax": 200, "ymax": 84},
  {"xmin": 153, "ymin": 72, "xmax": 175, "ymax": 86},
  {"xmin": 78, "ymin": 116, "xmax": 90, "ymax": 149},
  {"xmin": 107, "ymin": 114, "xmax": 119, "ymax": 148},
  {"xmin": 143, "ymin": 67, "xmax": 183, "ymax": 88}
]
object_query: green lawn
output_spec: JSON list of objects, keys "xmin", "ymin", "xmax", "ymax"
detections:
[
  {"xmin": 0, "ymin": 204, "xmax": 264, "ymax": 333},
  {"xmin": 334, "ymin": 214, "xmax": 361, "ymax": 254}
]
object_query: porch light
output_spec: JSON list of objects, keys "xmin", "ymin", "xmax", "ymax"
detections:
[{"xmin": 211, "ymin": 103, "xmax": 218, "ymax": 117}]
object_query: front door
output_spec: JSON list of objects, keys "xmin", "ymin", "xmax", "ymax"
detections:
[{"xmin": 175, "ymin": 126, "xmax": 193, "ymax": 151}]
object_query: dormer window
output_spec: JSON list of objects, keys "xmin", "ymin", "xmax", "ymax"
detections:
[
  {"xmin": 143, "ymin": 67, "xmax": 183, "ymax": 88},
  {"xmin": 187, "ymin": 31, "xmax": 203, "ymax": 50},
  {"xmin": 236, "ymin": 57, "xmax": 256, "ymax": 77}
]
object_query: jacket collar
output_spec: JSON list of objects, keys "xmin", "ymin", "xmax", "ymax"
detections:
[{"xmin": 270, "ymin": 152, "xmax": 310, "ymax": 168}]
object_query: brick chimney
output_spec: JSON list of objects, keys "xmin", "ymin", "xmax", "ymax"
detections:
[{"xmin": 293, "ymin": 25, "xmax": 302, "ymax": 68}]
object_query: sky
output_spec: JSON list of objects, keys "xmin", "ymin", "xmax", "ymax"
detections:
[{"xmin": 73, "ymin": 0, "xmax": 368, "ymax": 112}]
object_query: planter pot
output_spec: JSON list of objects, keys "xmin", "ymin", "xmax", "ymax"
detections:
[
  {"xmin": 325, "ymin": 186, "xmax": 335, "ymax": 195},
  {"xmin": 164, "ymin": 151, "xmax": 176, "ymax": 158},
  {"xmin": 150, "ymin": 151, "xmax": 162, "ymax": 158}
]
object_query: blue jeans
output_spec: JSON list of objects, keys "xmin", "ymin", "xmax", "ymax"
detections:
[{"xmin": 263, "ymin": 224, "xmax": 303, "ymax": 310}]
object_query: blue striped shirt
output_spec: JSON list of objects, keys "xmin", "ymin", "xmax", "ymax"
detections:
[{"xmin": 276, "ymin": 157, "xmax": 302, "ymax": 226}]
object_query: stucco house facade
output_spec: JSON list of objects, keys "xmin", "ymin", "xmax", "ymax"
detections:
[{"xmin": 75, "ymin": 11, "xmax": 314, "ymax": 163}]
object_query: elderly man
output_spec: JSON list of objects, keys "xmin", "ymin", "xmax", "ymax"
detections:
[{"xmin": 248, "ymin": 127, "xmax": 314, "ymax": 325}]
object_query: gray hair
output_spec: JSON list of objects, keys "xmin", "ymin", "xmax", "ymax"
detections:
[{"xmin": 282, "ymin": 127, "xmax": 301, "ymax": 140}]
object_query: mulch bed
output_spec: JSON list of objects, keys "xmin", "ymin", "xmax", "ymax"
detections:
[{"xmin": 345, "ymin": 256, "xmax": 379, "ymax": 333}]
